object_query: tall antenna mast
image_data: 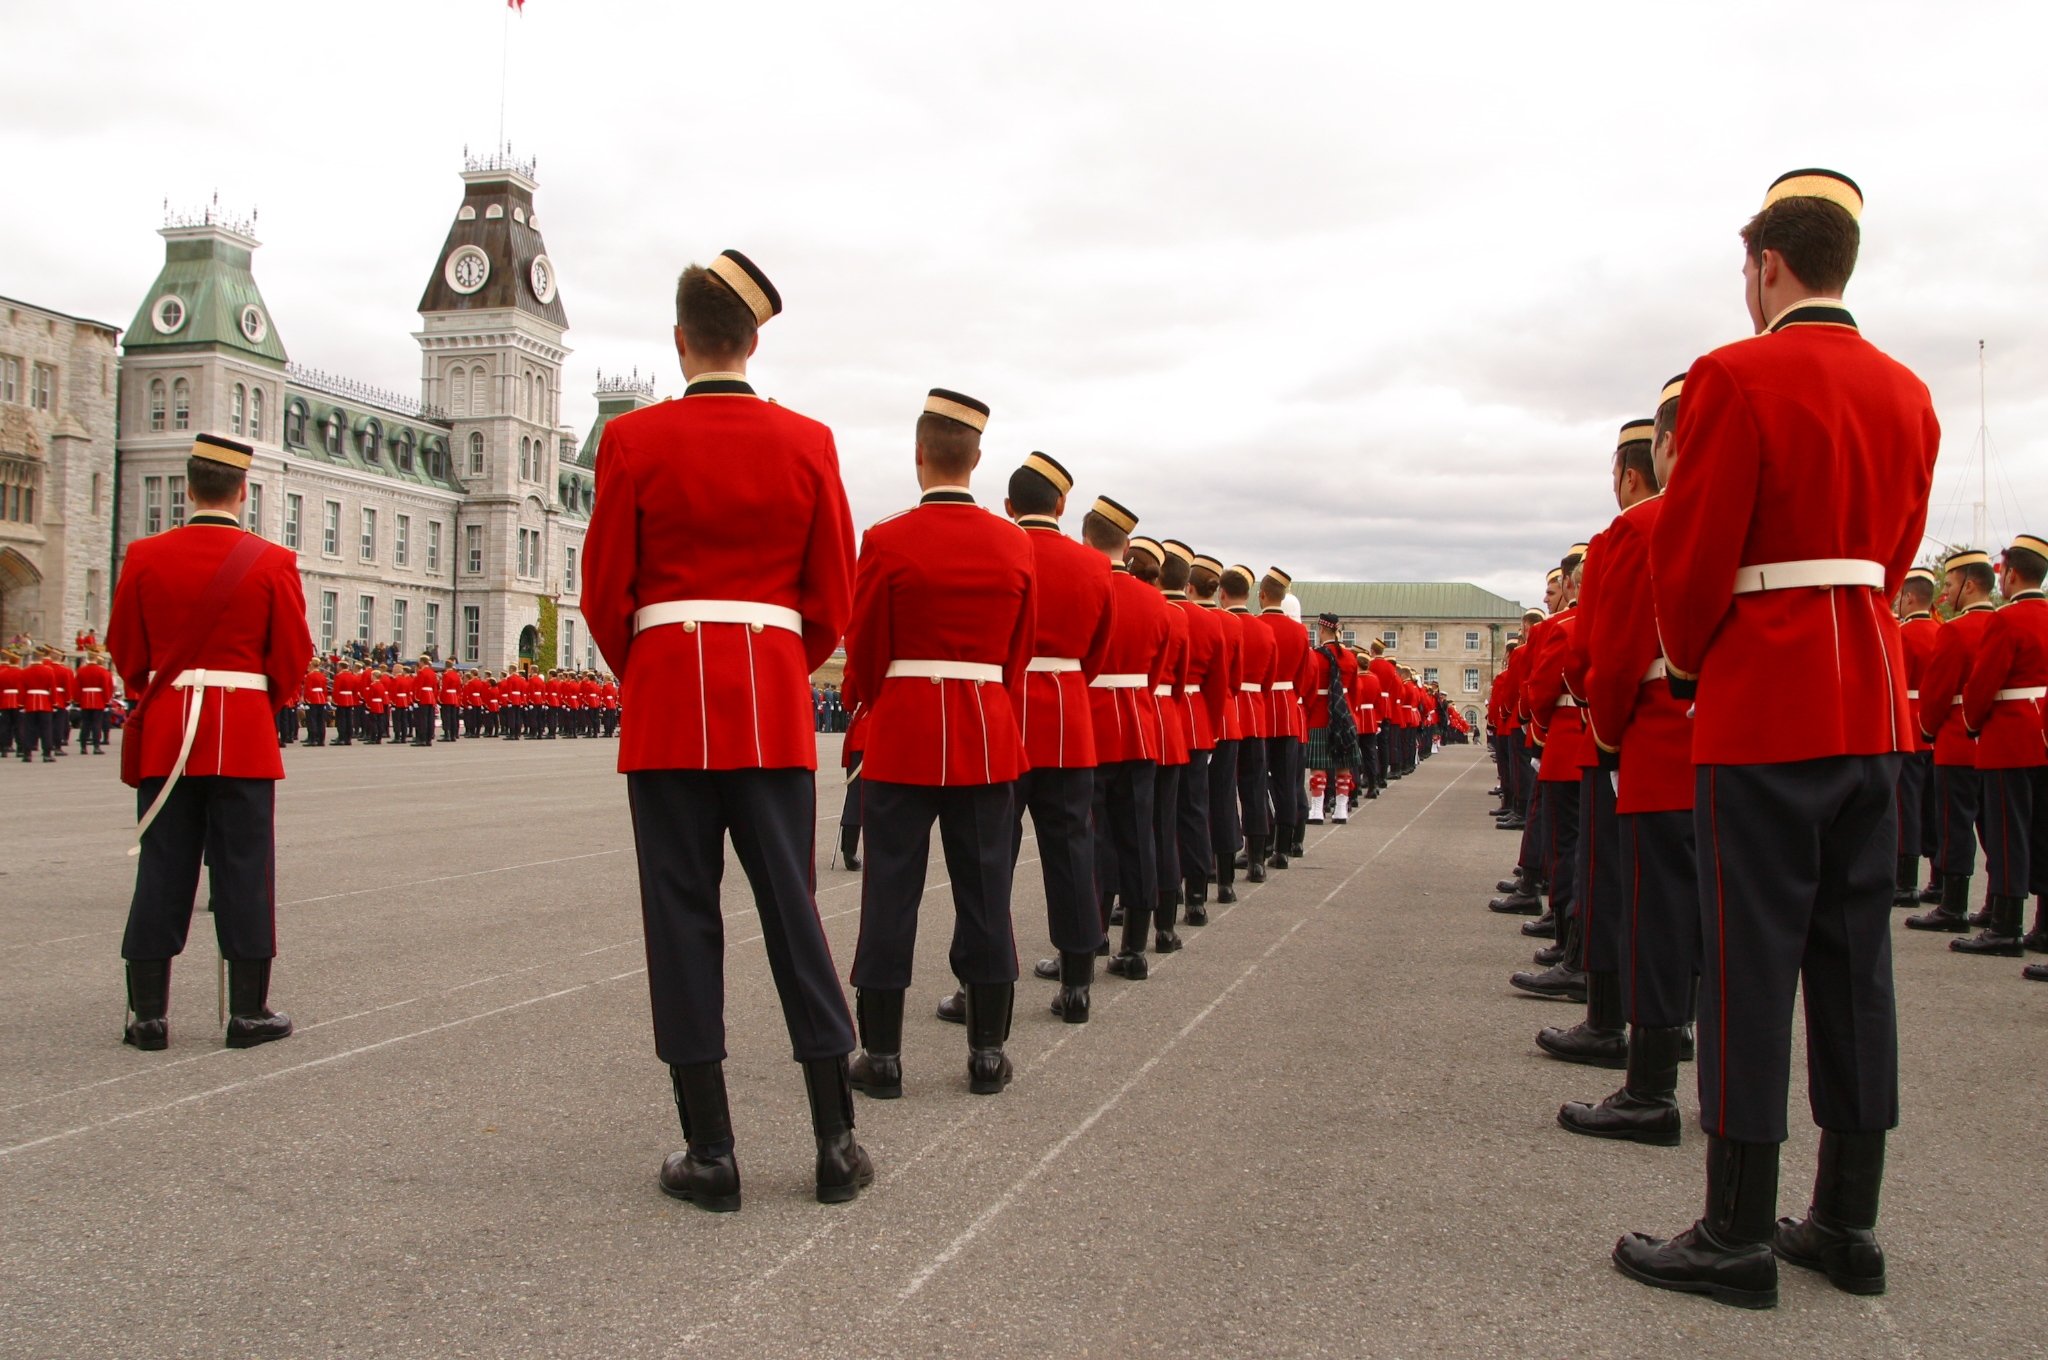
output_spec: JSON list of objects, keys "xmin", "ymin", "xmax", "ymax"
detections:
[{"xmin": 1973, "ymin": 339, "xmax": 1988, "ymax": 550}]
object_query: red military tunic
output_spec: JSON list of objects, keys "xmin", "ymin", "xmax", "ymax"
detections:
[
  {"xmin": 1354, "ymin": 664, "xmax": 1382, "ymax": 736},
  {"xmin": 389, "ymin": 672, "xmax": 415, "ymax": 711},
  {"xmin": 1898, "ymin": 611, "xmax": 1941, "ymax": 753},
  {"xmin": 106, "ymin": 510, "xmax": 312, "ymax": 782},
  {"xmin": 0, "ymin": 659, "xmax": 20, "ymax": 714},
  {"xmin": 364, "ymin": 677, "xmax": 388, "ymax": 715},
  {"xmin": 582, "ymin": 379, "xmax": 856, "ymax": 773},
  {"xmin": 21, "ymin": 660, "xmax": 58, "ymax": 714},
  {"xmin": 49, "ymin": 665, "xmax": 72, "ymax": 712},
  {"xmin": 1014, "ymin": 514, "xmax": 1115, "ymax": 770},
  {"xmin": 1920, "ymin": 604, "xmax": 1995, "ymax": 766},
  {"xmin": 1173, "ymin": 594, "xmax": 1226, "ymax": 752},
  {"xmin": 1208, "ymin": 605, "xmax": 1248, "ymax": 742},
  {"xmin": 1256, "ymin": 610, "xmax": 1312, "ymax": 740},
  {"xmin": 1652, "ymin": 304, "xmax": 1940, "ymax": 765},
  {"xmin": 1526, "ymin": 608, "xmax": 1586, "ymax": 781},
  {"xmin": 444, "ymin": 671, "xmax": 465, "ymax": 708},
  {"xmin": 463, "ymin": 675, "xmax": 486, "ymax": 707},
  {"xmin": 1228, "ymin": 605, "xmax": 1274, "ymax": 741},
  {"xmin": 845, "ymin": 487, "xmax": 1035, "ymax": 786},
  {"xmin": 415, "ymin": 664, "xmax": 437, "ymax": 702},
  {"xmin": 75, "ymin": 660, "xmax": 113, "ymax": 712},
  {"xmin": 1960, "ymin": 592, "xmax": 2048, "ymax": 769},
  {"xmin": 332, "ymin": 669, "xmax": 359, "ymax": 709},
  {"xmin": 1092, "ymin": 568, "xmax": 1173, "ymax": 763},
  {"xmin": 1152, "ymin": 590, "xmax": 1190, "ymax": 767},
  {"xmin": 303, "ymin": 669, "xmax": 328, "ymax": 705},
  {"xmin": 1584, "ymin": 496, "xmax": 1695, "ymax": 813},
  {"xmin": 1367, "ymin": 654, "xmax": 1401, "ymax": 729},
  {"xmin": 1303, "ymin": 642, "xmax": 1358, "ymax": 730}
]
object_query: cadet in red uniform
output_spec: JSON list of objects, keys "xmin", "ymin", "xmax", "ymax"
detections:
[
  {"xmin": 407, "ymin": 658, "xmax": 435, "ymax": 747},
  {"xmin": 108, "ymin": 433, "xmax": 312, "ymax": 1050},
  {"xmin": 1351, "ymin": 645, "xmax": 1382, "ymax": 802},
  {"xmin": 48, "ymin": 654, "xmax": 73, "ymax": 754},
  {"xmin": 0, "ymin": 648, "xmax": 20, "ymax": 754},
  {"xmin": 440, "ymin": 663, "xmax": 463, "ymax": 741},
  {"xmin": 1304, "ymin": 613, "xmax": 1359, "ymax": 824},
  {"xmin": 1510, "ymin": 550, "xmax": 1591, "ymax": 1002},
  {"xmin": 19, "ymin": 649, "xmax": 58, "ymax": 761},
  {"xmin": 461, "ymin": 669, "xmax": 485, "ymax": 737},
  {"xmin": 498, "ymin": 668, "xmax": 524, "ymax": 740},
  {"xmin": 1222, "ymin": 566, "xmax": 1275, "ymax": 880},
  {"xmin": 1952, "ymin": 535, "xmax": 2048, "ymax": 958},
  {"xmin": 582, "ymin": 251, "xmax": 866, "ymax": 1211},
  {"xmin": 1193, "ymin": 556, "xmax": 1246, "ymax": 902},
  {"xmin": 1164, "ymin": 542, "xmax": 1225, "ymax": 918},
  {"xmin": 1905, "ymin": 548, "xmax": 1998, "ymax": 932},
  {"xmin": 75, "ymin": 650, "xmax": 113, "ymax": 754},
  {"xmin": 300, "ymin": 663, "xmax": 328, "ymax": 746},
  {"xmin": 329, "ymin": 661, "xmax": 356, "ymax": 744},
  {"xmin": 1366, "ymin": 639, "xmax": 1402, "ymax": 794},
  {"xmin": 844, "ymin": 390, "xmax": 1033, "ymax": 1097},
  {"xmin": 1256, "ymin": 569, "xmax": 1312, "ymax": 860},
  {"xmin": 1129, "ymin": 537, "xmax": 1191, "ymax": 952},
  {"xmin": 1892, "ymin": 569, "xmax": 1942, "ymax": 903},
  {"xmin": 1621, "ymin": 170, "xmax": 1939, "ymax": 1308},
  {"xmin": 982, "ymin": 453, "xmax": 1115, "ymax": 1023}
]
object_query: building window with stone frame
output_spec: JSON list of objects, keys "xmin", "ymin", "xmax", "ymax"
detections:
[
  {"xmin": 425, "ymin": 601, "xmax": 440, "ymax": 657},
  {"xmin": 392, "ymin": 598, "xmax": 408, "ymax": 657},
  {"xmin": 1465, "ymin": 630, "xmax": 1480, "ymax": 651},
  {"xmin": 323, "ymin": 412, "xmax": 344, "ymax": 457},
  {"xmin": 1423, "ymin": 667, "xmax": 1439, "ymax": 686},
  {"xmin": 1424, "ymin": 629, "xmax": 1439, "ymax": 651},
  {"xmin": 395, "ymin": 514, "xmax": 410, "ymax": 568},
  {"xmin": 250, "ymin": 387, "xmax": 264, "ymax": 442},
  {"xmin": 427, "ymin": 520, "xmax": 442, "ymax": 574},
  {"xmin": 565, "ymin": 546, "xmax": 577, "ymax": 593},
  {"xmin": 357, "ymin": 594, "xmax": 373, "ymax": 645},
  {"xmin": 285, "ymin": 401, "xmax": 306, "ymax": 447},
  {"xmin": 284, "ymin": 493, "xmax": 302, "ymax": 551},
  {"xmin": 86, "ymin": 569, "xmax": 102, "ymax": 632},
  {"xmin": 1464, "ymin": 667, "xmax": 1481, "ymax": 693},
  {"xmin": 360, "ymin": 508, "xmax": 377, "ymax": 562},
  {"xmin": 463, "ymin": 605, "xmax": 480, "ymax": 663},
  {"xmin": 148, "ymin": 378, "xmax": 167, "ymax": 432},
  {"xmin": 322, "ymin": 499, "xmax": 341, "ymax": 557},
  {"xmin": 0, "ymin": 355, "xmax": 19, "ymax": 404},
  {"xmin": 1381, "ymin": 629, "xmax": 1397, "ymax": 650},
  {"xmin": 359, "ymin": 421, "xmax": 381, "ymax": 463},
  {"xmin": 465, "ymin": 523, "xmax": 483, "ymax": 575},
  {"xmin": 519, "ymin": 436, "xmax": 532, "ymax": 482},
  {"xmin": 144, "ymin": 476, "xmax": 163, "ymax": 536},
  {"xmin": 91, "ymin": 472, "xmax": 103, "ymax": 519},
  {"xmin": 172, "ymin": 378, "xmax": 191, "ymax": 431},
  {"xmin": 397, "ymin": 430, "xmax": 415, "ymax": 473},
  {"xmin": 320, "ymin": 591, "xmax": 337, "ymax": 651},
  {"xmin": 232, "ymin": 383, "xmax": 246, "ymax": 436},
  {"xmin": 168, "ymin": 476, "xmax": 186, "ymax": 528},
  {"xmin": 247, "ymin": 483, "xmax": 264, "ymax": 536},
  {"xmin": 468, "ymin": 431, "xmax": 485, "ymax": 477},
  {"xmin": 30, "ymin": 363, "xmax": 55, "ymax": 412},
  {"xmin": 562, "ymin": 618, "xmax": 576, "ymax": 669}
]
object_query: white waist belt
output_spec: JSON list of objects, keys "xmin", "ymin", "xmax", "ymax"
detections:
[
  {"xmin": 633, "ymin": 599, "xmax": 802, "ymax": 635},
  {"xmin": 1271, "ymin": 681, "xmax": 1295, "ymax": 692},
  {"xmin": 1554, "ymin": 696, "xmax": 1578, "ymax": 708},
  {"xmin": 1153, "ymin": 684, "xmax": 1175, "ymax": 696},
  {"xmin": 1906, "ymin": 690, "xmax": 1919, "ymax": 700},
  {"xmin": 1185, "ymin": 684, "xmax": 1201, "ymax": 695},
  {"xmin": 1026, "ymin": 656, "xmax": 1081, "ymax": 673},
  {"xmin": 1090, "ymin": 673, "xmax": 1149, "ymax": 689},
  {"xmin": 1240, "ymin": 683, "xmax": 1263, "ymax": 693},
  {"xmin": 132, "ymin": 669, "xmax": 273, "ymax": 858},
  {"xmin": 1731, "ymin": 558, "xmax": 1885, "ymax": 594},
  {"xmin": 1642, "ymin": 659, "xmax": 1668, "ymax": 684},
  {"xmin": 1996, "ymin": 687, "xmax": 2048, "ymax": 701},
  {"xmin": 81, "ymin": 687, "xmax": 105, "ymax": 694},
  {"xmin": 886, "ymin": 659, "xmax": 1003, "ymax": 683},
  {"xmin": 25, "ymin": 688, "xmax": 50, "ymax": 695}
]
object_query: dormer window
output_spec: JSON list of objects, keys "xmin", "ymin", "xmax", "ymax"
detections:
[
  {"xmin": 323, "ymin": 410, "xmax": 344, "ymax": 456},
  {"xmin": 284, "ymin": 401, "xmax": 306, "ymax": 446},
  {"xmin": 359, "ymin": 420, "xmax": 382, "ymax": 462},
  {"xmin": 397, "ymin": 430, "xmax": 415, "ymax": 472}
]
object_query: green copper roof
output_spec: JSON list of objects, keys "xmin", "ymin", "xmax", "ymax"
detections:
[
  {"xmin": 1292, "ymin": 582, "xmax": 1526, "ymax": 620},
  {"xmin": 123, "ymin": 226, "xmax": 288, "ymax": 364}
]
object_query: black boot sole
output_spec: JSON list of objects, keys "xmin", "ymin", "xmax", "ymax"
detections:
[
  {"xmin": 1535, "ymin": 1035, "xmax": 1628, "ymax": 1069},
  {"xmin": 1611, "ymin": 1247, "xmax": 1777, "ymax": 1309},
  {"xmin": 1557, "ymin": 1107, "xmax": 1682, "ymax": 1146},
  {"xmin": 1772, "ymin": 1240, "xmax": 1886, "ymax": 1296},
  {"xmin": 659, "ymin": 1179, "xmax": 741, "ymax": 1213},
  {"xmin": 815, "ymin": 1167, "xmax": 875, "ymax": 1206}
]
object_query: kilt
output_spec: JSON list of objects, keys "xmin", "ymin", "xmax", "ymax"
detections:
[{"xmin": 1306, "ymin": 725, "xmax": 1358, "ymax": 772}]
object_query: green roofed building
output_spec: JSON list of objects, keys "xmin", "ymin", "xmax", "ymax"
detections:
[{"xmin": 1290, "ymin": 581, "xmax": 1527, "ymax": 730}]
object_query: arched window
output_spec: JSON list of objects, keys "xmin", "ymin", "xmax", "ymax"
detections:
[
  {"xmin": 285, "ymin": 401, "xmax": 306, "ymax": 446},
  {"xmin": 359, "ymin": 420, "xmax": 382, "ymax": 462},
  {"xmin": 397, "ymin": 429, "xmax": 415, "ymax": 472},
  {"xmin": 451, "ymin": 367, "xmax": 469, "ymax": 414},
  {"xmin": 148, "ymin": 379, "xmax": 166, "ymax": 432},
  {"xmin": 172, "ymin": 378, "xmax": 191, "ymax": 431},
  {"xmin": 519, "ymin": 436, "xmax": 531, "ymax": 481},
  {"xmin": 232, "ymin": 383, "xmax": 246, "ymax": 435},
  {"xmin": 468, "ymin": 430, "xmax": 485, "ymax": 475},
  {"xmin": 324, "ymin": 410, "xmax": 344, "ymax": 456},
  {"xmin": 249, "ymin": 387, "xmax": 264, "ymax": 441},
  {"xmin": 470, "ymin": 364, "xmax": 487, "ymax": 415}
]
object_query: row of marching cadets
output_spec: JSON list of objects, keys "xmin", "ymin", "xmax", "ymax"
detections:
[
  {"xmin": 573, "ymin": 248, "xmax": 1444, "ymax": 1216},
  {"xmin": 274, "ymin": 658, "xmax": 620, "ymax": 747},
  {"xmin": 0, "ymin": 644, "xmax": 119, "ymax": 762},
  {"xmin": 1477, "ymin": 167, "xmax": 1986, "ymax": 1311}
]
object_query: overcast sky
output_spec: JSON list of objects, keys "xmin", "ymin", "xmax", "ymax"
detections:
[{"xmin": 5, "ymin": 1, "xmax": 2041, "ymax": 608}]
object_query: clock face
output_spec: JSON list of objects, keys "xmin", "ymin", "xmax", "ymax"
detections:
[
  {"xmin": 529, "ymin": 255, "xmax": 556, "ymax": 304},
  {"xmin": 446, "ymin": 246, "xmax": 491, "ymax": 295},
  {"xmin": 240, "ymin": 304, "xmax": 267, "ymax": 343}
]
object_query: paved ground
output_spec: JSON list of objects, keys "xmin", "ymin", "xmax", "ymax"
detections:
[{"xmin": 3, "ymin": 734, "xmax": 2043, "ymax": 1358}]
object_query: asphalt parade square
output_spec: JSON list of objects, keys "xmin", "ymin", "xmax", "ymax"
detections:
[{"xmin": 2, "ymin": 736, "xmax": 2041, "ymax": 1358}]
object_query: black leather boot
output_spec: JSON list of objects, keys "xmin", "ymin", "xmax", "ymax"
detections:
[
  {"xmin": 1613, "ymin": 1137, "xmax": 1780, "ymax": 1309},
  {"xmin": 1183, "ymin": 879, "xmax": 1210, "ymax": 927},
  {"xmin": 839, "ymin": 825, "xmax": 861, "ymax": 871},
  {"xmin": 1033, "ymin": 957, "xmax": 1061, "ymax": 981},
  {"xmin": 660, "ymin": 1061, "xmax": 741, "ymax": 1212},
  {"xmin": 1215, "ymin": 857, "xmax": 1237, "ymax": 905},
  {"xmin": 1891, "ymin": 854, "xmax": 1919, "ymax": 907},
  {"xmin": 1490, "ymin": 869, "xmax": 1543, "ymax": 914},
  {"xmin": 1559, "ymin": 1023, "xmax": 1684, "ymax": 1146},
  {"xmin": 802, "ymin": 1056, "xmax": 874, "ymax": 1205},
  {"xmin": 1511, "ymin": 910, "xmax": 1586, "ymax": 1002},
  {"xmin": 1918, "ymin": 860, "xmax": 1942, "ymax": 903},
  {"xmin": 2024, "ymin": 896, "xmax": 2048, "ymax": 952},
  {"xmin": 1266, "ymin": 837, "xmax": 1290, "ymax": 870},
  {"xmin": 123, "ymin": 959, "xmax": 170, "ymax": 1051},
  {"xmin": 1496, "ymin": 813, "xmax": 1526, "ymax": 831},
  {"xmin": 935, "ymin": 989, "xmax": 967, "ymax": 1024},
  {"xmin": 224, "ymin": 959, "xmax": 293, "ymax": 1048},
  {"xmin": 1107, "ymin": 897, "xmax": 1150, "ymax": 980},
  {"xmin": 1051, "ymin": 950, "xmax": 1093, "ymax": 1023},
  {"xmin": 1774, "ymin": 1129, "xmax": 1886, "ymax": 1295},
  {"xmin": 1497, "ymin": 873, "xmax": 1525, "ymax": 894},
  {"xmin": 1906, "ymin": 874, "xmax": 1972, "ymax": 931},
  {"xmin": 1109, "ymin": 899, "xmax": 1125, "ymax": 926},
  {"xmin": 1155, "ymin": 889, "xmax": 1184, "ymax": 954},
  {"xmin": 964, "ymin": 983, "xmax": 1014, "ymax": 1094},
  {"xmin": 1952, "ymin": 892, "xmax": 2025, "ymax": 956},
  {"xmin": 2023, "ymin": 961, "xmax": 2048, "ymax": 981},
  {"xmin": 1532, "ymin": 942, "xmax": 1566, "ymax": 967},
  {"xmin": 1245, "ymin": 835, "xmax": 1268, "ymax": 884},
  {"xmin": 1519, "ymin": 910, "xmax": 1556, "ymax": 938},
  {"xmin": 1536, "ymin": 970, "xmax": 1627, "ymax": 1067},
  {"xmin": 849, "ymin": 989, "xmax": 904, "ymax": 1099}
]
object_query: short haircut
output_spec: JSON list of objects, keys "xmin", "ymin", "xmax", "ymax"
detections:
[
  {"xmin": 1368, "ymin": 639, "xmax": 1385, "ymax": 656},
  {"xmin": 1958, "ymin": 562, "xmax": 1997, "ymax": 595},
  {"xmin": 1160, "ymin": 553, "xmax": 1192, "ymax": 590},
  {"xmin": 1561, "ymin": 553, "xmax": 1584, "ymax": 575},
  {"xmin": 1653, "ymin": 392, "xmax": 1682, "ymax": 449},
  {"xmin": 1081, "ymin": 510, "xmax": 1128, "ymax": 554},
  {"xmin": 1188, "ymin": 565, "xmax": 1220, "ymax": 599},
  {"xmin": 1614, "ymin": 440, "xmax": 1659, "ymax": 492},
  {"xmin": 916, "ymin": 413, "xmax": 979, "ymax": 478},
  {"xmin": 675, "ymin": 264, "xmax": 758, "ymax": 361},
  {"xmin": 1739, "ymin": 196, "xmax": 1859, "ymax": 294},
  {"xmin": 186, "ymin": 455, "xmax": 245, "ymax": 505},
  {"xmin": 1899, "ymin": 576, "xmax": 1935, "ymax": 607},
  {"xmin": 1258, "ymin": 574, "xmax": 1286, "ymax": 604},
  {"xmin": 1220, "ymin": 568, "xmax": 1253, "ymax": 599},
  {"xmin": 1007, "ymin": 465, "xmax": 1061, "ymax": 516},
  {"xmin": 2006, "ymin": 545, "xmax": 2048, "ymax": 587}
]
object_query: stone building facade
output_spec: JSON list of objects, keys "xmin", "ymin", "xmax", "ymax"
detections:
[
  {"xmin": 113, "ymin": 154, "xmax": 641, "ymax": 671},
  {"xmin": 1291, "ymin": 581, "xmax": 1527, "ymax": 729},
  {"xmin": 0, "ymin": 295, "xmax": 121, "ymax": 648}
]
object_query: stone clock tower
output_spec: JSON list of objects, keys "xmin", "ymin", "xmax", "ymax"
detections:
[{"xmin": 414, "ymin": 148, "xmax": 579, "ymax": 669}]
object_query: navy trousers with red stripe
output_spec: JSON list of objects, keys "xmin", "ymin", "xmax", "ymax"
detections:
[
  {"xmin": 1934, "ymin": 763, "xmax": 1982, "ymax": 877},
  {"xmin": 627, "ymin": 768, "xmax": 855, "ymax": 1066},
  {"xmin": 1540, "ymin": 778, "xmax": 1579, "ymax": 922},
  {"xmin": 1619, "ymin": 809, "xmax": 1698, "ymax": 1027},
  {"xmin": 852, "ymin": 779, "xmax": 1019, "ymax": 993},
  {"xmin": 1893, "ymin": 748, "xmax": 1931, "ymax": 860},
  {"xmin": 1694, "ymin": 756, "xmax": 1900, "ymax": 1145},
  {"xmin": 1576, "ymin": 767, "xmax": 1625, "ymax": 971},
  {"xmin": 1979, "ymin": 765, "xmax": 2048, "ymax": 898}
]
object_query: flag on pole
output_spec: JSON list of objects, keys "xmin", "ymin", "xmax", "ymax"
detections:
[{"xmin": 508, "ymin": 0, "xmax": 525, "ymax": 10}]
